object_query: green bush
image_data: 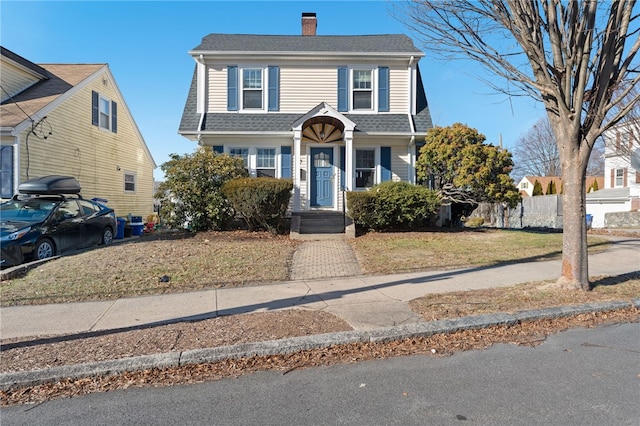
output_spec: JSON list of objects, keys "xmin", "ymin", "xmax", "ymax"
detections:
[
  {"xmin": 347, "ymin": 181, "xmax": 441, "ymax": 231},
  {"xmin": 155, "ymin": 149, "xmax": 248, "ymax": 232},
  {"xmin": 532, "ymin": 180, "xmax": 544, "ymax": 196},
  {"xmin": 222, "ymin": 177, "xmax": 293, "ymax": 234}
]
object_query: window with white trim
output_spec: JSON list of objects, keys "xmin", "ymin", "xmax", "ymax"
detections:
[
  {"xmin": 256, "ymin": 148, "xmax": 276, "ymax": 177},
  {"xmin": 0, "ymin": 145, "xmax": 13, "ymax": 198},
  {"xmin": 614, "ymin": 168, "xmax": 624, "ymax": 187},
  {"xmin": 242, "ymin": 69, "xmax": 263, "ymax": 109},
  {"xmin": 356, "ymin": 149, "xmax": 376, "ymax": 188},
  {"xmin": 99, "ymin": 95, "xmax": 111, "ymax": 130},
  {"xmin": 229, "ymin": 148, "xmax": 249, "ymax": 168},
  {"xmin": 124, "ymin": 171, "xmax": 136, "ymax": 192},
  {"xmin": 352, "ymin": 69, "xmax": 373, "ymax": 110}
]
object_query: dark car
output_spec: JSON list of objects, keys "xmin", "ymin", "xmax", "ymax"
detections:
[{"xmin": 0, "ymin": 176, "xmax": 117, "ymax": 267}]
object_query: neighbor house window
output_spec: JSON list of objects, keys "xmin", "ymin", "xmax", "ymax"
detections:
[
  {"xmin": 92, "ymin": 91, "xmax": 117, "ymax": 133},
  {"xmin": 1, "ymin": 145, "xmax": 14, "ymax": 198},
  {"xmin": 352, "ymin": 69, "xmax": 372, "ymax": 110},
  {"xmin": 229, "ymin": 148, "xmax": 249, "ymax": 168},
  {"xmin": 124, "ymin": 171, "xmax": 136, "ymax": 192},
  {"xmin": 614, "ymin": 168, "xmax": 624, "ymax": 187},
  {"xmin": 521, "ymin": 182, "xmax": 528, "ymax": 189},
  {"xmin": 243, "ymin": 69, "xmax": 263, "ymax": 109},
  {"xmin": 256, "ymin": 148, "xmax": 276, "ymax": 177},
  {"xmin": 356, "ymin": 149, "xmax": 375, "ymax": 188}
]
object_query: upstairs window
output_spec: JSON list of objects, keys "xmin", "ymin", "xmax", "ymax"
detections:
[
  {"xmin": 243, "ymin": 69, "xmax": 263, "ymax": 109},
  {"xmin": 614, "ymin": 168, "xmax": 625, "ymax": 187},
  {"xmin": 352, "ymin": 70, "xmax": 372, "ymax": 110},
  {"xmin": 92, "ymin": 91, "xmax": 117, "ymax": 133}
]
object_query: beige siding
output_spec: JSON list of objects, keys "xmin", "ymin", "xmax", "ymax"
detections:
[
  {"xmin": 0, "ymin": 60, "xmax": 39, "ymax": 100},
  {"xmin": 280, "ymin": 66, "xmax": 336, "ymax": 112},
  {"xmin": 17, "ymin": 72, "xmax": 154, "ymax": 218},
  {"xmin": 204, "ymin": 63, "xmax": 410, "ymax": 114},
  {"xmin": 207, "ymin": 65, "xmax": 227, "ymax": 112},
  {"xmin": 389, "ymin": 66, "xmax": 409, "ymax": 113},
  {"xmin": 391, "ymin": 145, "xmax": 410, "ymax": 182}
]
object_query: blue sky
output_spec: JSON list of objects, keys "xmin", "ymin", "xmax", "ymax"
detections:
[{"xmin": 1, "ymin": 0, "xmax": 546, "ymax": 181}]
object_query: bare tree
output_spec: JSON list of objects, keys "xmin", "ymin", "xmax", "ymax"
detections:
[
  {"xmin": 512, "ymin": 118, "xmax": 561, "ymax": 179},
  {"xmin": 393, "ymin": 0, "xmax": 640, "ymax": 290},
  {"xmin": 512, "ymin": 117, "xmax": 604, "ymax": 180}
]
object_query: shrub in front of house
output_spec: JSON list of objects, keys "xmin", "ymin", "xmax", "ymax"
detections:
[
  {"xmin": 156, "ymin": 149, "xmax": 249, "ymax": 232},
  {"xmin": 347, "ymin": 181, "xmax": 441, "ymax": 231},
  {"xmin": 222, "ymin": 177, "xmax": 293, "ymax": 234}
]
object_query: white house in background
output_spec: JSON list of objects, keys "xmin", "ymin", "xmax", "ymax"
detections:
[
  {"xmin": 517, "ymin": 175, "xmax": 603, "ymax": 197},
  {"xmin": 178, "ymin": 13, "xmax": 432, "ymax": 214},
  {"xmin": 586, "ymin": 122, "xmax": 640, "ymax": 228}
]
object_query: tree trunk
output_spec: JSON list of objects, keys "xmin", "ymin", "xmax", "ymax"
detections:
[{"xmin": 557, "ymin": 159, "xmax": 590, "ymax": 290}]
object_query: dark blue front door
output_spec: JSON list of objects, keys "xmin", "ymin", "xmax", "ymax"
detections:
[{"xmin": 310, "ymin": 147, "xmax": 333, "ymax": 207}]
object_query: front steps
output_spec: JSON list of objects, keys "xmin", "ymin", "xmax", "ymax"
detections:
[{"xmin": 290, "ymin": 211, "xmax": 355, "ymax": 240}]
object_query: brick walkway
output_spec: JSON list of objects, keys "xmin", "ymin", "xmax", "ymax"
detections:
[{"xmin": 289, "ymin": 240, "xmax": 362, "ymax": 280}]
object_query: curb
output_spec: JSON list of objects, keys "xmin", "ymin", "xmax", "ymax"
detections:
[{"xmin": 2, "ymin": 299, "xmax": 638, "ymax": 391}]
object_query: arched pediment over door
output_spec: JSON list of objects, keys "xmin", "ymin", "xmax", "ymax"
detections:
[{"xmin": 302, "ymin": 116, "xmax": 344, "ymax": 144}]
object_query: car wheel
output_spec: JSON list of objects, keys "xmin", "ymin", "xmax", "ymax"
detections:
[
  {"xmin": 101, "ymin": 227, "xmax": 114, "ymax": 245},
  {"xmin": 35, "ymin": 239, "xmax": 55, "ymax": 260}
]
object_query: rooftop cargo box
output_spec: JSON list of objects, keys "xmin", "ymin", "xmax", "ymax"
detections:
[{"xmin": 18, "ymin": 175, "xmax": 81, "ymax": 195}]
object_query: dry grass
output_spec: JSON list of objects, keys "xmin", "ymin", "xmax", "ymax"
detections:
[
  {"xmin": 1, "ymin": 230, "xmax": 300, "ymax": 306},
  {"xmin": 350, "ymin": 229, "xmax": 609, "ymax": 274},
  {"xmin": 410, "ymin": 272, "xmax": 640, "ymax": 321}
]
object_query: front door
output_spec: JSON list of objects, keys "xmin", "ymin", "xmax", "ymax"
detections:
[{"xmin": 310, "ymin": 147, "xmax": 334, "ymax": 207}]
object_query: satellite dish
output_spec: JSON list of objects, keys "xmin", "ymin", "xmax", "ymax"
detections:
[{"xmin": 631, "ymin": 148, "xmax": 640, "ymax": 170}]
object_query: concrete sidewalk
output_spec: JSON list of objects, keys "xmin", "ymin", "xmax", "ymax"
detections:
[{"xmin": 2, "ymin": 235, "xmax": 639, "ymax": 340}]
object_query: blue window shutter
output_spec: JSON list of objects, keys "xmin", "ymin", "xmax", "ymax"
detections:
[
  {"xmin": 337, "ymin": 67, "xmax": 348, "ymax": 112},
  {"xmin": 340, "ymin": 146, "xmax": 346, "ymax": 190},
  {"xmin": 213, "ymin": 146, "xmax": 224, "ymax": 154},
  {"xmin": 281, "ymin": 146, "xmax": 291, "ymax": 178},
  {"xmin": 381, "ymin": 147, "xmax": 391, "ymax": 181},
  {"xmin": 378, "ymin": 67, "xmax": 389, "ymax": 112},
  {"xmin": 91, "ymin": 91, "xmax": 99, "ymax": 126},
  {"xmin": 111, "ymin": 101, "xmax": 117, "ymax": 133},
  {"xmin": 227, "ymin": 66, "xmax": 238, "ymax": 111},
  {"xmin": 268, "ymin": 66, "xmax": 280, "ymax": 111}
]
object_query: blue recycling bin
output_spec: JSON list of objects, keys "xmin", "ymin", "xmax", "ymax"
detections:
[
  {"xmin": 116, "ymin": 218, "xmax": 126, "ymax": 239},
  {"xmin": 586, "ymin": 214, "xmax": 593, "ymax": 229}
]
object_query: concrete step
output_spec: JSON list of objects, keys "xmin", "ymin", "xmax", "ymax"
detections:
[{"xmin": 293, "ymin": 212, "xmax": 349, "ymax": 235}]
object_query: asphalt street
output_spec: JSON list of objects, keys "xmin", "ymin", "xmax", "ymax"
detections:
[{"xmin": 3, "ymin": 322, "xmax": 638, "ymax": 426}]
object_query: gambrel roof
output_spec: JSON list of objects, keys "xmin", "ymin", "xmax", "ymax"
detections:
[{"xmin": 190, "ymin": 34, "xmax": 425, "ymax": 56}]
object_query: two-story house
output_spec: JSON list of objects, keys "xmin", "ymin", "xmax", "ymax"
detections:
[
  {"xmin": 586, "ymin": 122, "xmax": 640, "ymax": 228},
  {"xmin": 179, "ymin": 13, "xmax": 432, "ymax": 215},
  {"xmin": 0, "ymin": 47, "xmax": 156, "ymax": 218}
]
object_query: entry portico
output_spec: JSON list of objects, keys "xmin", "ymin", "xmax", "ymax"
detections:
[{"xmin": 291, "ymin": 102, "xmax": 355, "ymax": 212}]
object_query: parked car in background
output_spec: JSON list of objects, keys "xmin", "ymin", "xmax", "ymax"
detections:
[{"xmin": 0, "ymin": 176, "xmax": 117, "ymax": 267}]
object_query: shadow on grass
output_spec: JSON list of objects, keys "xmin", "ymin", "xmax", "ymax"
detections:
[{"xmin": 592, "ymin": 271, "xmax": 640, "ymax": 288}]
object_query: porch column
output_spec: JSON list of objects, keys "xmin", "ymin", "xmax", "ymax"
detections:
[
  {"xmin": 293, "ymin": 130, "xmax": 302, "ymax": 211},
  {"xmin": 344, "ymin": 129, "xmax": 354, "ymax": 191}
]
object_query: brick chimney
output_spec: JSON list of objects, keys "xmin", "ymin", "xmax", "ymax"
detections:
[{"xmin": 302, "ymin": 12, "xmax": 317, "ymax": 36}]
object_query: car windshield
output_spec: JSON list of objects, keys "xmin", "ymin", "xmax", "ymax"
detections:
[{"xmin": 1, "ymin": 199, "xmax": 57, "ymax": 223}]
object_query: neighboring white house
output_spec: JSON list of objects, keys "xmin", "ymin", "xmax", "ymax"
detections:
[
  {"xmin": 178, "ymin": 13, "xmax": 432, "ymax": 215},
  {"xmin": 586, "ymin": 122, "xmax": 640, "ymax": 228},
  {"xmin": 517, "ymin": 175, "xmax": 603, "ymax": 197}
]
